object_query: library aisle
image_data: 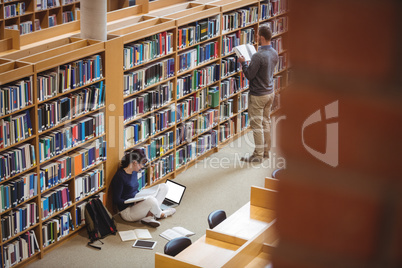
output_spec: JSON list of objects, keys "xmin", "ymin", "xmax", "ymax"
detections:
[{"xmin": 28, "ymin": 132, "xmax": 279, "ymax": 268}]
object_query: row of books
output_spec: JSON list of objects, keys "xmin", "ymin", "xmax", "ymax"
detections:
[
  {"xmin": 222, "ymin": 6, "xmax": 258, "ymax": 34},
  {"xmin": 220, "ymin": 99, "xmax": 234, "ymax": 120},
  {"xmin": 123, "ymin": 58, "xmax": 175, "ymax": 96},
  {"xmin": 221, "ymin": 56, "xmax": 240, "ymax": 78},
  {"xmin": 272, "ymin": 93, "xmax": 280, "ymax": 112},
  {"xmin": 219, "ymin": 119, "xmax": 236, "ymax": 142},
  {"xmin": 196, "ymin": 109, "xmax": 219, "ymax": 134},
  {"xmin": 177, "ymin": 15, "xmax": 220, "ymax": 50},
  {"xmin": 62, "ymin": 11, "xmax": 74, "ymax": 23},
  {"xmin": 176, "ymin": 121, "xmax": 197, "ymax": 147},
  {"xmin": 62, "ymin": 0, "xmax": 77, "ymax": 4},
  {"xmin": 4, "ymin": 25, "xmax": 18, "ymax": 31},
  {"xmin": 37, "ymin": 83, "xmax": 105, "ymax": 132},
  {"xmin": 261, "ymin": 16, "xmax": 288, "ymax": 36},
  {"xmin": 134, "ymin": 131, "xmax": 174, "ymax": 164},
  {"xmin": 177, "ymin": 63, "xmax": 220, "ymax": 98},
  {"xmin": 265, "ymin": 0, "xmax": 288, "ymax": 18},
  {"xmin": 0, "ymin": 111, "xmax": 33, "ymax": 149},
  {"xmin": 19, "ymin": 20, "xmax": 32, "ymax": 35},
  {"xmin": 0, "ymin": 144, "xmax": 36, "ymax": 182},
  {"xmin": 273, "ymin": 75, "xmax": 283, "ymax": 92},
  {"xmin": 37, "ymin": 55, "xmax": 103, "ymax": 101},
  {"xmin": 178, "ymin": 41, "xmax": 218, "ymax": 73},
  {"xmin": 176, "ymin": 88, "xmax": 208, "ymax": 123},
  {"xmin": 38, "ymin": 112, "xmax": 105, "ymax": 162},
  {"xmin": 2, "ymin": 230, "xmax": 40, "ymax": 268},
  {"xmin": 75, "ymin": 202, "xmax": 86, "ymax": 227},
  {"xmin": 1, "ymin": 203, "xmax": 38, "ymax": 242},
  {"xmin": 238, "ymin": 93, "xmax": 249, "ymax": 111},
  {"xmin": 274, "ymin": 53, "xmax": 288, "ymax": 74},
  {"xmin": 41, "ymin": 184, "xmax": 71, "ymax": 220},
  {"xmin": 197, "ymin": 130, "xmax": 218, "ymax": 156},
  {"xmin": 74, "ymin": 165, "xmax": 104, "ymax": 202},
  {"xmin": 4, "ymin": 2, "xmax": 25, "ymax": 19},
  {"xmin": 0, "ymin": 173, "xmax": 37, "ymax": 212},
  {"xmin": 39, "ymin": 156, "xmax": 71, "ymax": 192},
  {"xmin": 222, "ymin": 28, "xmax": 255, "ymax": 56},
  {"xmin": 36, "ymin": 0, "xmax": 60, "ymax": 10},
  {"xmin": 70, "ymin": 137, "xmax": 107, "ymax": 176},
  {"xmin": 123, "ymin": 82, "xmax": 173, "ymax": 123},
  {"xmin": 124, "ymin": 106, "xmax": 175, "ymax": 149},
  {"xmin": 149, "ymin": 153, "xmax": 174, "ymax": 184},
  {"xmin": 176, "ymin": 142, "xmax": 196, "ymax": 169},
  {"xmin": 271, "ymin": 36, "xmax": 284, "ymax": 53},
  {"xmin": 0, "ymin": 77, "xmax": 33, "ymax": 117},
  {"xmin": 241, "ymin": 111, "xmax": 250, "ymax": 130},
  {"xmin": 42, "ymin": 211, "xmax": 74, "ymax": 248},
  {"xmin": 48, "ymin": 14, "xmax": 57, "ymax": 27},
  {"xmin": 124, "ymin": 31, "xmax": 174, "ymax": 70},
  {"xmin": 221, "ymin": 75, "xmax": 247, "ymax": 100}
]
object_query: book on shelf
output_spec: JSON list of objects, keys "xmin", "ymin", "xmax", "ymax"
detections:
[
  {"xmin": 233, "ymin": 44, "xmax": 257, "ymax": 62},
  {"xmin": 118, "ymin": 229, "xmax": 152, "ymax": 241},
  {"xmin": 159, "ymin": 226, "xmax": 195, "ymax": 241},
  {"xmin": 2, "ymin": 230, "xmax": 39, "ymax": 267},
  {"xmin": 208, "ymin": 87, "xmax": 219, "ymax": 108}
]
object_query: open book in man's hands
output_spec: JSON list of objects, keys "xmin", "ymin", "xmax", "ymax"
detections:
[
  {"xmin": 234, "ymin": 44, "xmax": 257, "ymax": 62},
  {"xmin": 159, "ymin": 227, "xmax": 195, "ymax": 241}
]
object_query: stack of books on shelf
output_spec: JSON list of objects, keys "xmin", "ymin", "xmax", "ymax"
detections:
[
  {"xmin": 123, "ymin": 31, "xmax": 174, "ymax": 70},
  {"xmin": 123, "ymin": 82, "xmax": 173, "ymax": 123},
  {"xmin": 177, "ymin": 15, "xmax": 220, "ymax": 50},
  {"xmin": 222, "ymin": 5, "xmax": 258, "ymax": 34},
  {"xmin": 42, "ymin": 211, "xmax": 74, "ymax": 248},
  {"xmin": 2, "ymin": 230, "xmax": 40, "ymax": 267},
  {"xmin": 123, "ymin": 58, "xmax": 175, "ymax": 96},
  {"xmin": 74, "ymin": 164, "xmax": 105, "ymax": 202}
]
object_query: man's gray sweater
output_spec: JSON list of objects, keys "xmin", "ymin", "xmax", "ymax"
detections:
[{"xmin": 241, "ymin": 45, "xmax": 279, "ymax": 96}]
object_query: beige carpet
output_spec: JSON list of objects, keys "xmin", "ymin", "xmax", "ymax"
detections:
[{"xmin": 28, "ymin": 132, "xmax": 279, "ymax": 268}]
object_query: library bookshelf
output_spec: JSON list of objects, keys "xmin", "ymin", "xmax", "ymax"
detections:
[
  {"xmin": 0, "ymin": 0, "xmax": 289, "ymax": 266},
  {"xmin": 0, "ymin": 0, "xmax": 81, "ymax": 39}
]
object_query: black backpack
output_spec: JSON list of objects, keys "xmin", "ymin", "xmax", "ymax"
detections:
[{"xmin": 85, "ymin": 197, "xmax": 117, "ymax": 249}]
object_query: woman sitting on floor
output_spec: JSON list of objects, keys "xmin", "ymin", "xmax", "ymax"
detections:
[{"xmin": 111, "ymin": 149, "xmax": 176, "ymax": 227}]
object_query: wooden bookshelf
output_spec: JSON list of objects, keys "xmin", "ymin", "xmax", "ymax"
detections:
[
  {"xmin": 0, "ymin": 0, "xmax": 81, "ymax": 40},
  {"xmin": 0, "ymin": 37, "xmax": 108, "ymax": 267},
  {"xmin": 0, "ymin": 0, "xmax": 290, "ymax": 266}
]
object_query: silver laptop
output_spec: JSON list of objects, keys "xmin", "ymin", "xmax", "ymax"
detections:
[{"xmin": 160, "ymin": 180, "xmax": 186, "ymax": 210}]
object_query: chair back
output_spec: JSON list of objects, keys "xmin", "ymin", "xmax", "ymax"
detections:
[
  {"xmin": 208, "ymin": 210, "xmax": 226, "ymax": 229},
  {"xmin": 272, "ymin": 168, "xmax": 283, "ymax": 178},
  {"xmin": 164, "ymin": 237, "xmax": 192, "ymax": 257}
]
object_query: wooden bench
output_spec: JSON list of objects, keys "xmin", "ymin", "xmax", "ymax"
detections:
[
  {"xmin": 155, "ymin": 222, "xmax": 277, "ymax": 267},
  {"xmin": 155, "ymin": 185, "xmax": 278, "ymax": 267}
]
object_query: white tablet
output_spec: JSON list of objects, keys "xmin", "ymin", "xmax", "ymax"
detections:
[{"xmin": 132, "ymin": 240, "xmax": 157, "ymax": 250}]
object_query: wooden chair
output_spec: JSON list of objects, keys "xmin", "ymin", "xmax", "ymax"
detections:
[
  {"xmin": 164, "ymin": 237, "xmax": 192, "ymax": 257},
  {"xmin": 208, "ymin": 210, "xmax": 227, "ymax": 229}
]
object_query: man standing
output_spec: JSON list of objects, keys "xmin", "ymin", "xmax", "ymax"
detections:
[{"xmin": 238, "ymin": 25, "xmax": 279, "ymax": 163}]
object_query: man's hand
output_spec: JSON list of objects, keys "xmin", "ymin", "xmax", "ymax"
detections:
[{"xmin": 238, "ymin": 56, "xmax": 246, "ymax": 64}]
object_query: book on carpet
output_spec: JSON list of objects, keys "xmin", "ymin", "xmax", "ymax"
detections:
[
  {"xmin": 118, "ymin": 229, "xmax": 152, "ymax": 241},
  {"xmin": 233, "ymin": 44, "xmax": 257, "ymax": 62},
  {"xmin": 159, "ymin": 227, "xmax": 195, "ymax": 241}
]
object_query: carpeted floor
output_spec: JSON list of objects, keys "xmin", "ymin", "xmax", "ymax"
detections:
[{"xmin": 28, "ymin": 132, "xmax": 280, "ymax": 268}]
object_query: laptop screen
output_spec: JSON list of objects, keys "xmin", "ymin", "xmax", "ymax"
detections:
[{"xmin": 165, "ymin": 180, "xmax": 186, "ymax": 204}]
